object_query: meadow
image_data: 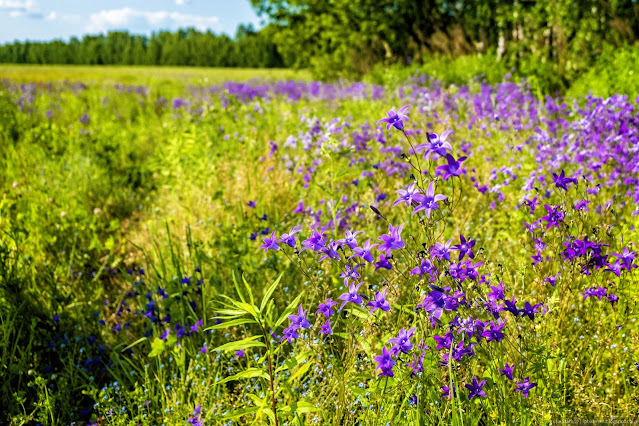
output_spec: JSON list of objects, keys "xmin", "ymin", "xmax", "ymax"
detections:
[{"xmin": 1, "ymin": 65, "xmax": 638, "ymax": 425}]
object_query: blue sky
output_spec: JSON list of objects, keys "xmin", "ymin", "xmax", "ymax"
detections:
[{"xmin": 0, "ymin": 1, "xmax": 263, "ymax": 43}]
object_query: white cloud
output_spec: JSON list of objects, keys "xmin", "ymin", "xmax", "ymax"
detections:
[
  {"xmin": 45, "ymin": 10, "xmax": 55, "ymax": 20},
  {"xmin": 0, "ymin": 0, "xmax": 34, "ymax": 9},
  {"xmin": 86, "ymin": 8, "xmax": 219, "ymax": 33},
  {"xmin": 175, "ymin": 0, "xmax": 188, "ymax": 5},
  {"xmin": 0, "ymin": 0, "xmax": 43, "ymax": 18}
]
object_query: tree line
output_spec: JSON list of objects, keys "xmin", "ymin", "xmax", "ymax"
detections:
[
  {"xmin": 0, "ymin": 25, "xmax": 286, "ymax": 68},
  {"xmin": 251, "ymin": 0, "xmax": 639, "ymax": 88},
  {"xmin": 2, "ymin": 1, "xmax": 639, "ymax": 91}
]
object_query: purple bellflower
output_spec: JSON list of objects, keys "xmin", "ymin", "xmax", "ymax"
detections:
[
  {"xmin": 436, "ymin": 154, "xmax": 466, "ymax": 180},
  {"xmin": 412, "ymin": 181, "xmax": 447, "ymax": 217},
  {"xmin": 338, "ymin": 281, "xmax": 364, "ymax": 309},
  {"xmin": 377, "ymin": 105, "xmax": 410, "ymax": 131}
]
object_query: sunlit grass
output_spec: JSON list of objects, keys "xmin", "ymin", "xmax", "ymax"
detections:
[{"xmin": 0, "ymin": 64, "xmax": 310, "ymax": 86}]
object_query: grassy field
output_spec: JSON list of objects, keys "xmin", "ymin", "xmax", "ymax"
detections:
[
  {"xmin": 0, "ymin": 64, "xmax": 310, "ymax": 86},
  {"xmin": 1, "ymin": 65, "xmax": 638, "ymax": 425}
]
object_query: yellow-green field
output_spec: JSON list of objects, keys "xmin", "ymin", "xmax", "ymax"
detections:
[
  {"xmin": 1, "ymin": 65, "xmax": 638, "ymax": 425},
  {"xmin": 0, "ymin": 64, "xmax": 310, "ymax": 85}
]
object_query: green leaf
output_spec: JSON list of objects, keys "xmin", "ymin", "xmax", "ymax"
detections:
[
  {"xmin": 288, "ymin": 360, "xmax": 312, "ymax": 383},
  {"xmin": 221, "ymin": 406, "xmax": 260, "ymax": 420},
  {"xmin": 215, "ymin": 308, "xmax": 247, "ymax": 316},
  {"xmin": 121, "ymin": 337, "xmax": 147, "ymax": 352},
  {"xmin": 216, "ymin": 368, "xmax": 270, "ymax": 385},
  {"xmin": 212, "ymin": 335, "xmax": 265, "ymax": 352},
  {"xmin": 292, "ymin": 400, "xmax": 317, "ymax": 414},
  {"xmin": 235, "ymin": 301, "xmax": 260, "ymax": 320},
  {"xmin": 205, "ymin": 318, "xmax": 256, "ymax": 331},
  {"xmin": 262, "ymin": 407, "xmax": 276, "ymax": 424},
  {"xmin": 348, "ymin": 305, "xmax": 370, "ymax": 320},
  {"xmin": 246, "ymin": 393, "xmax": 267, "ymax": 408},
  {"xmin": 232, "ymin": 270, "xmax": 246, "ymax": 303},
  {"xmin": 148, "ymin": 338, "xmax": 165, "ymax": 358},
  {"xmin": 260, "ymin": 272, "xmax": 283, "ymax": 314},
  {"xmin": 242, "ymin": 274, "xmax": 255, "ymax": 305},
  {"xmin": 275, "ymin": 350, "xmax": 310, "ymax": 374}
]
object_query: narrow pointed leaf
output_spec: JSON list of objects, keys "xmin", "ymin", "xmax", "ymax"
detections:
[{"xmin": 260, "ymin": 272, "xmax": 284, "ymax": 313}]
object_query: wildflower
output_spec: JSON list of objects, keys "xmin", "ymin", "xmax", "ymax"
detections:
[
  {"xmin": 435, "ymin": 154, "xmax": 466, "ymax": 180},
  {"xmin": 393, "ymin": 183, "xmax": 420, "ymax": 207},
  {"xmin": 552, "ymin": 170, "xmax": 577, "ymax": 191},
  {"xmin": 318, "ymin": 242, "xmax": 341, "ymax": 262},
  {"xmin": 367, "ymin": 288, "xmax": 391, "ymax": 314},
  {"xmin": 499, "ymin": 363, "xmax": 514, "ymax": 380},
  {"xmin": 472, "ymin": 319, "xmax": 487, "ymax": 340},
  {"xmin": 515, "ymin": 377, "xmax": 537, "ymax": 398},
  {"xmin": 523, "ymin": 196, "xmax": 540, "ymax": 214},
  {"xmin": 338, "ymin": 230, "xmax": 363, "ymax": 250},
  {"xmin": 465, "ymin": 377, "xmax": 487, "ymax": 400},
  {"xmin": 574, "ymin": 199, "xmax": 591, "ymax": 211},
  {"xmin": 416, "ymin": 130, "xmax": 453, "ymax": 159},
  {"xmin": 544, "ymin": 274, "xmax": 559, "ymax": 287},
  {"xmin": 340, "ymin": 263, "xmax": 363, "ymax": 281},
  {"xmin": 523, "ymin": 221, "xmax": 540, "ymax": 234},
  {"xmin": 441, "ymin": 385, "xmax": 457, "ymax": 398},
  {"xmin": 247, "ymin": 200, "xmax": 257, "ymax": 208},
  {"xmin": 417, "ymin": 289, "xmax": 447, "ymax": 325},
  {"xmin": 288, "ymin": 305, "xmax": 311, "ymax": 329},
  {"xmin": 484, "ymin": 299, "xmax": 503, "ymax": 319},
  {"xmin": 317, "ymin": 298, "xmax": 338, "ymax": 318},
  {"xmin": 279, "ymin": 225, "xmax": 302, "ymax": 248},
  {"xmin": 412, "ymin": 181, "xmax": 447, "ymax": 217},
  {"xmin": 609, "ymin": 247, "xmax": 636, "ymax": 270},
  {"xmin": 532, "ymin": 237, "xmax": 546, "ymax": 251},
  {"xmin": 351, "ymin": 239, "xmax": 378, "ymax": 263},
  {"xmin": 281, "ymin": 326, "xmax": 299, "ymax": 343},
  {"xmin": 583, "ymin": 286, "xmax": 607, "ymax": 301},
  {"xmin": 377, "ymin": 105, "xmax": 410, "ymax": 131},
  {"xmin": 407, "ymin": 341, "xmax": 427, "ymax": 374},
  {"xmin": 338, "ymin": 281, "xmax": 364, "ymax": 309},
  {"xmin": 449, "ymin": 340, "xmax": 476, "ymax": 361},
  {"xmin": 260, "ymin": 232, "xmax": 280, "ymax": 252},
  {"xmin": 431, "ymin": 239, "xmax": 454, "ymax": 260},
  {"xmin": 190, "ymin": 319, "xmax": 203, "ymax": 333},
  {"xmin": 531, "ymin": 251, "xmax": 543, "ymax": 266},
  {"xmin": 504, "ymin": 296, "xmax": 520, "ymax": 316},
  {"xmin": 453, "ymin": 234, "xmax": 476, "ymax": 260},
  {"xmin": 235, "ymin": 350, "xmax": 246, "ymax": 358},
  {"xmin": 187, "ymin": 405, "xmax": 203, "ymax": 426},
  {"xmin": 540, "ymin": 205, "xmax": 564, "ymax": 229},
  {"xmin": 487, "ymin": 282, "xmax": 506, "ymax": 301},
  {"xmin": 410, "ymin": 259, "xmax": 437, "ymax": 280},
  {"xmin": 320, "ymin": 319, "xmax": 333, "ymax": 335},
  {"xmin": 378, "ymin": 223, "xmax": 405, "ymax": 254},
  {"xmin": 389, "ymin": 327, "xmax": 416, "ymax": 356},
  {"xmin": 482, "ymin": 321, "xmax": 505, "ymax": 342},
  {"xmin": 293, "ymin": 201, "xmax": 306, "ymax": 214},
  {"xmin": 374, "ymin": 254, "xmax": 393, "ymax": 271},
  {"xmin": 301, "ymin": 230, "xmax": 326, "ymax": 252},
  {"xmin": 374, "ymin": 347, "xmax": 395, "ymax": 377},
  {"xmin": 604, "ymin": 260, "xmax": 623, "ymax": 277},
  {"xmin": 433, "ymin": 331, "xmax": 454, "ymax": 350}
]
